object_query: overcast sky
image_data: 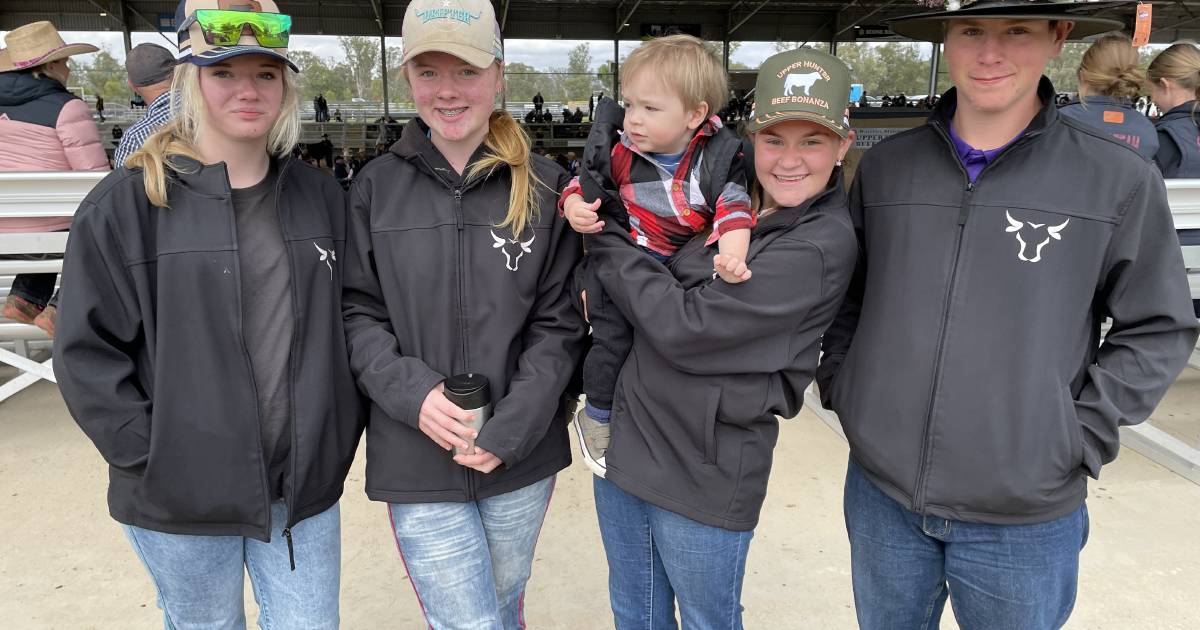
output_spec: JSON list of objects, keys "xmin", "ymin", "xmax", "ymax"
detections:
[{"xmin": 2, "ymin": 30, "xmax": 826, "ymax": 71}]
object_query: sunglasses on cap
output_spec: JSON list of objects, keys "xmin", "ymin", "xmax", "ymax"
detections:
[{"xmin": 179, "ymin": 9, "xmax": 292, "ymax": 48}]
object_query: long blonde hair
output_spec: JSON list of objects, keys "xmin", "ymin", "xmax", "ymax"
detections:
[
  {"xmin": 1078, "ymin": 35, "xmax": 1145, "ymax": 100},
  {"xmin": 1148, "ymin": 43, "xmax": 1200, "ymax": 101},
  {"xmin": 464, "ymin": 111, "xmax": 547, "ymax": 238},
  {"xmin": 125, "ymin": 60, "xmax": 301, "ymax": 207}
]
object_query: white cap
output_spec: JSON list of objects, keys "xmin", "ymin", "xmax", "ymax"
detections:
[{"xmin": 401, "ymin": 0, "xmax": 503, "ymax": 69}]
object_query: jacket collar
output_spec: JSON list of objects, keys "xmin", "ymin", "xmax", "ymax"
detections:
[
  {"xmin": 393, "ymin": 118, "xmax": 494, "ymax": 188},
  {"xmin": 1160, "ymin": 101, "xmax": 1198, "ymax": 122},
  {"xmin": 166, "ymin": 154, "xmax": 290, "ymax": 196},
  {"xmin": 1067, "ymin": 94, "xmax": 1134, "ymax": 109},
  {"xmin": 930, "ymin": 76, "xmax": 1059, "ymax": 139}
]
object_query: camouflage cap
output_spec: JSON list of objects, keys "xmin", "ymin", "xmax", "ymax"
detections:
[{"xmin": 747, "ymin": 48, "xmax": 852, "ymax": 138}]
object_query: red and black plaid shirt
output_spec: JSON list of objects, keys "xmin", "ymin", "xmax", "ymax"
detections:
[{"xmin": 561, "ymin": 116, "xmax": 753, "ymax": 257}]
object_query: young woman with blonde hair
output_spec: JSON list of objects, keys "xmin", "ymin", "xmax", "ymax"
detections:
[
  {"xmin": 1059, "ymin": 34, "xmax": 1158, "ymax": 159},
  {"xmin": 341, "ymin": 0, "xmax": 585, "ymax": 627},
  {"xmin": 1149, "ymin": 42, "xmax": 1200, "ymax": 176},
  {"xmin": 54, "ymin": 2, "xmax": 363, "ymax": 627}
]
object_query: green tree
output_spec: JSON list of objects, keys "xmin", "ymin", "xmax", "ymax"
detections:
[
  {"xmin": 290, "ymin": 50, "xmax": 353, "ymax": 101},
  {"xmin": 76, "ymin": 50, "xmax": 130, "ymax": 103},
  {"xmin": 339, "ymin": 36, "xmax": 379, "ymax": 99},
  {"xmin": 561, "ymin": 43, "xmax": 594, "ymax": 104},
  {"xmin": 504, "ymin": 62, "xmax": 565, "ymax": 104}
]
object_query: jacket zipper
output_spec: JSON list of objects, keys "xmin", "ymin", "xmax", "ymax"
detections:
[
  {"xmin": 224, "ymin": 162, "xmax": 275, "ymax": 544},
  {"xmin": 912, "ymin": 122, "xmax": 1038, "ymax": 512},
  {"xmin": 273, "ymin": 158, "xmax": 301, "ymax": 571},
  {"xmin": 413, "ymin": 153, "xmax": 484, "ymax": 500},
  {"xmin": 453, "ymin": 186, "xmax": 478, "ymax": 501}
]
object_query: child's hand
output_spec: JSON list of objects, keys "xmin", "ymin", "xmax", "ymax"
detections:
[
  {"xmin": 564, "ymin": 194, "xmax": 604, "ymax": 234},
  {"xmin": 713, "ymin": 253, "xmax": 752, "ymax": 284}
]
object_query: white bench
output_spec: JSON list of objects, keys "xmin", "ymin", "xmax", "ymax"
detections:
[{"xmin": 0, "ymin": 170, "xmax": 107, "ymax": 403}]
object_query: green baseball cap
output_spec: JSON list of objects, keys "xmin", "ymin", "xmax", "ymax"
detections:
[{"xmin": 748, "ymin": 48, "xmax": 852, "ymax": 138}]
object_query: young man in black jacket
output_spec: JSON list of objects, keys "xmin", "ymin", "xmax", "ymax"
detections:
[{"xmin": 818, "ymin": 2, "xmax": 1199, "ymax": 628}]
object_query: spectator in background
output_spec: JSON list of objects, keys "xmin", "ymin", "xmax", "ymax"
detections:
[
  {"xmin": 1148, "ymin": 43, "xmax": 1200, "ymax": 177},
  {"xmin": 565, "ymin": 150, "xmax": 579, "ymax": 177},
  {"xmin": 1058, "ymin": 35, "xmax": 1158, "ymax": 160},
  {"xmin": 532, "ymin": 90, "xmax": 544, "ymax": 113},
  {"xmin": 111, "ymin": 124, "xmax": 123, "ymax": 142},
  {"xmin": 561, "ymin": 106, "xmax": 571, "ymax": 123},
  {"xmin": 524, "ymin": 108, "xmax": 536, "ymax": 123},
  {"xmin": 130, "ymin": 91, "xmax": 145, "ymax": 108},
  {"xmin": 589, "ymin": 93, "xmax": 595, "ymax": 120},
  {"xmin": 94, "ymin": 94, "xmax": 104, "ymax": 122},
  {"xmin": 0, "ymin": 22, "xmax": 109, "ymax": 336},
  {"xmin": 114, "ymin": 43, "xmax": 177, "ymax": 167},
  {"xmin": 317, "ymin": 133, "xmax": 334, "ymax": 168},
  {"xmin": 333, "ymin": 106, "xmax": 342, "ymax": 122},
  {"xmin": 573, "ymin": 106, "xmax": 584, "ymax": 123}
]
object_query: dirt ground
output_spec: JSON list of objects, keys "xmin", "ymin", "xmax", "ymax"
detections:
[{"xmin": 2, "ymin": 375, "xmax": 1199, "ymax": 629}]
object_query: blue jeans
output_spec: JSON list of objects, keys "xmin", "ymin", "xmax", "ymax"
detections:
[
  {"xmin": 123, "ymin": 501, "xmax": 341, "ymax": 630},
  {"xmin": 388, "ymin": 475, "xmax": 556, "ymax": 630},
  {"xmin": 844, "ymin": 458, "xmax": 1089, "ymax": 630},
  {"xmin": 593, "ymin": 476, "xmax": 753, "ymax": 630}
]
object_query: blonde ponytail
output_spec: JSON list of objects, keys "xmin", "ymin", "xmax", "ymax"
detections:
[
  {"xmin": 1077, "ymin": 35, "xmax": 1145, "ymax": 100},
  {"xmin": 1148, "ymin": 42, "xmax": 1200, "ymax": 101},
  {"xmin": 124, "ymin": 60, "xmax": 301, "ymax": 208},
  {"xmin": 465, "ymin": 111, "xmax": 547, "ymax": 238}
]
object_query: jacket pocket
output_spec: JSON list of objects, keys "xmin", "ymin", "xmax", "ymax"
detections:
[
  {"xmin": 1059, "ymin": 385, "xmax": 1085, "ymax": 475},
  {"xmin": 703, "ymin": 387, "xmax": 720, "ymax": 465}
]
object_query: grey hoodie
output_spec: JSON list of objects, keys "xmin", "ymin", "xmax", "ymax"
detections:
[{"xmin": 819, "ymin": 79, "xmax": 1199, "ymax": 525}]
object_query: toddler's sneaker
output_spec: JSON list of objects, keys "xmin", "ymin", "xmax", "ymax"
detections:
[{"xmin": 573, "ymin": 406, "xmax": 610, "ymax": 477}]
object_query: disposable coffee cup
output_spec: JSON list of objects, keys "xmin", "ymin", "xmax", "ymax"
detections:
[{"xmin": 443, "ymin": 373, "xmax": 491, "ymax": 456}]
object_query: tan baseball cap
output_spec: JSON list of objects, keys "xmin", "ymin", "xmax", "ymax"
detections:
[{"xmin": 402, "ymin": 0, "xmax": 504, "ymax": 69}]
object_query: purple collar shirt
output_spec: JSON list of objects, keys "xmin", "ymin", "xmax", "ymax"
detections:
[{"xmin": 947, "ymin": 122, "xmax": 1022, "ymax": 183}]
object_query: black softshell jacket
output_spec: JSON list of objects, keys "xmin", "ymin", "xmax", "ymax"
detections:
[
  {"xmin": 590, "ymin": 174, "xmax": 857, "ymax": 531},
  {"xmin": 343, "ymin": 120, "xmax": 587, "ymax": 503},
  {"xmin": 55, "ymin": 157, "xmax": 365, "ymax": 542},
  {"xmin": 819, "ymin": 80, "xmax": 1199, "ymax": 524}
]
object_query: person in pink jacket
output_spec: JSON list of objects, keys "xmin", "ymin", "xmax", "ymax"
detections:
[{"xmin": 0, "ymin": 21, "xmax": 109, "ymax": 336}]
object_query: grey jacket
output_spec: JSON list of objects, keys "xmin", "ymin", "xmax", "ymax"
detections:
[
  {"xmin": 591, "ymin": 173, "xmax": 857, "ymax": 531},
  {"xmin": 1058, "ymin": 96, "xmax": 1158, "ymax": 160},
  {"xmin": 55, "ymin": 157, "xmax": 364, "ymax": 541},
  {"xmin": 343, "ymin": 120, "xmax": 587, "ymax": 504},
  {"xmin": 819, "ymin": 79, "xmax": 1199, "ymax": 525},
  {"xmin": 1154, "ymin": 102, "xmax": 1200, "ymax": 178}
]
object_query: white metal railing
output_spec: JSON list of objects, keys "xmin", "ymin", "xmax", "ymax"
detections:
[
  {"xmin": 0, "ymin": 172, "xmax": 1197, "ymax": 484},
  {"xmin": 0, "ymin": 171, "xmax": 108, "ymax": 402}
]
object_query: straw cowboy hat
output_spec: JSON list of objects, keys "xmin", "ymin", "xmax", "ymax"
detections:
[
  {"xmin": 887, "ymin": 0, "xmax": 1129, "ymax": 43},
  {"xmin": 0, "ymin": 21, "xmax": 99, "ymax": 73}
]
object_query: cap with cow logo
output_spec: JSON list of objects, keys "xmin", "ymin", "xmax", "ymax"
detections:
[{"xmin": 747, "ymin": 48, "xmax": 852, "ymax": 138}]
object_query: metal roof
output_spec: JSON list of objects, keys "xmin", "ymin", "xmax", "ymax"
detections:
[{"xmin": 3, "ymin": 1, "xmax": 1198, "ymax": 43}]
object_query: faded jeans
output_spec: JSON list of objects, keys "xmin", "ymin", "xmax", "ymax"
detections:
[
  {"xmin": 123, "ymin": 501, "xmax": 341, "ymax": 630},
  {"xmin": 594, "ymin": 476, "xmax": 753, "ymax": 630},
  {"xmin": 388, "ymin": 475, "xmax": 556, "ymax": 630},
  {"xmin": 844, "ymin": 458, "xmax": 1089, "ymax": 630}
]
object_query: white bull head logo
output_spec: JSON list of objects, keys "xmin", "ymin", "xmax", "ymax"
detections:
[
  {"xmin": 1005, "ymin": 211, "xmax": 1069, "ymax": 263},
  {"xmin": 491, "ymin": 230, "xmax": 535, "ymax": 271}
]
